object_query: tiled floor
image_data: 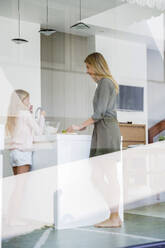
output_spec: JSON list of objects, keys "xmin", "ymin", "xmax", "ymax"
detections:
[
  {"xmin": 2, "ymin": 203, "xmax": 165, "ymax": 248},
  {"xmin": 125, "ymin": 202, "xmax": 165, "ymax": 218}
]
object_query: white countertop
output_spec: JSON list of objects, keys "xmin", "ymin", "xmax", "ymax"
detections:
[{"xmin": 5, "ymin": 133, "xmax": 92, "ymax": 151}]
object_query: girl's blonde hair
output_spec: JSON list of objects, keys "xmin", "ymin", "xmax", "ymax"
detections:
[
  {"xmin": 6, "ymin": 89, "xmax": 29, "ymax": 136},
  {"xmin": 84, "ymin": 52, "xmax": 119, "ymax": 94}
]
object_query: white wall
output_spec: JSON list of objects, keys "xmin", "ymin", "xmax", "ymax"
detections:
[
  {"xmin": 148, "ymin": 81, "xmax": 165, "ymax": 128},
  {"xmin": 147, "ymin": 49, "xmax": 164, "ymax": 82},
  {"xmin": 95, "ymin": 35, "xmax": 147, "ymax": 126},
  {"xmin": 0, "ymin": 16, "xmax": 41, "ymax": 121},
  {"xmin": 95, "ymin": 35, "xmax": 147, "ymax": 82},
  {"xmin": 147, "ymin": 49, "xmax": 165, "ymax": 131}
]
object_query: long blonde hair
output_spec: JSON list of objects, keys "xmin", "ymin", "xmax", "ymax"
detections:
[
  {"xmin": 84, "ymin": 52, "xmax": 119, "ymax": 94},
  {"xmin": 6, "ymin": 89, "xmax": 29, "ymax": 136}
]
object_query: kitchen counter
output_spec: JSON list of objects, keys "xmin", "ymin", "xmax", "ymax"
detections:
[
  {"xmin": 5, "ymin": 133, "xmax": 91, "ymax": 150},
  {"xmin": 3, "ymin": 133, "xmax": 92, "ymax": 176}
]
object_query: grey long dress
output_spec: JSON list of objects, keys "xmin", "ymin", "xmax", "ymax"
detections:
[{"xmin": 90, "ymin": 78, "xmax": 121, "ymax": 157}]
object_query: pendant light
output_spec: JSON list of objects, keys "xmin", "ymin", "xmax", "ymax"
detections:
[
  {"xmin": 70, "ymin": 0, "xmax": 90, "ymax": 30},
  {"xmin": 11, "ymin": 0, "xmax": 28, "ymax": 44},
  {"xmin": 39, "ymin": 0, "xmax": 56, "ymax": 36}
]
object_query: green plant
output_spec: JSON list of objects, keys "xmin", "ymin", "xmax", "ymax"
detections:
[{"xmin": 158, "ymin": 136, "xmax": 165, "ymax": 141}]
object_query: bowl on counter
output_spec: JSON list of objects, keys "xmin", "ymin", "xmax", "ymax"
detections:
[{"xmin": 44, "ymin": 121, "xmax": 60, "ymax": 135}]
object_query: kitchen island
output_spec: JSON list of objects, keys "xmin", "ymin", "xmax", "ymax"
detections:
[{"xmin": 3, "ymin": 134, "xmax": 91, "ymax": 177}]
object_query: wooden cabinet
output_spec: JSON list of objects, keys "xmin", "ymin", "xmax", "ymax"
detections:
[{"xmin": 119, "ymin": 123, "xmax": 146, "ymax": 148}]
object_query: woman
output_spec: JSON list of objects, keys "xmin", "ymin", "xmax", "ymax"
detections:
[{"xmin": 67, "ymin": 52, "xmax": 122, "ymax": 228}]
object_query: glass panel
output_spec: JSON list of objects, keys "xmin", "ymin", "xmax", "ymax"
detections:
[{"xmin": 0, "ymin": 1, "xmax": 165, "ymax": 247}]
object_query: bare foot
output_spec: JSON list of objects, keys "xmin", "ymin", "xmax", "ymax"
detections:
[{"xmin": 94, "ymin": 217, "xmax": 122, "ymax": 228}]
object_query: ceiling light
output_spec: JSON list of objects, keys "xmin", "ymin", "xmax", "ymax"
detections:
[
  {"xmin": 70, "ymin": 0, "xmax": 90, "ymax": 31},
  {"xmin": 11, "ymin": 0, "xmax": 28, "ymax": 44},
  {"xmin": 11, "ymin": 38, "xmax": 28, "ymax": 44},
  {"xmin": 39, "ymin": 28, "xmax": 56, "ymax": 36},
  {"xmin": 39, "ymin": 0, "xmax": 56, "ymax": 36},
  {"xmin": 70, "ymin": 22, "xmax": 90, "ymax": 30}
]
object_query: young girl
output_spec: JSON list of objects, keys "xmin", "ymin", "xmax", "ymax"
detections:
[{"xmin": 6, "ymin": 89, "xmax": 45, "ymax": 175}]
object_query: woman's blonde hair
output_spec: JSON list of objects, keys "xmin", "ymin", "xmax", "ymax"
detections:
[
  {"xmin": 6, "ymin": 89, "xmax": 29, "ymax": 136},
  {"xmin": 84, "ymin": 52, "xmax": 119, "ymax": 94}
]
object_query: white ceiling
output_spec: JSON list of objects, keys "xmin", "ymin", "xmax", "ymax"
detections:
[
  {"xmin": 0, "ymin": 0, "xmax": 122, "ymax": 32},
  {"xmin": 84, "ymin": 3, "xmax": 164, "ymax": 50},
  {"xmin": 0, "ymin": 0, "xmax": 164, "ymax": 50}
]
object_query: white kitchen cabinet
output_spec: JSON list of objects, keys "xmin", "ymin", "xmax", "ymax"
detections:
[
  {"xmin": 52, "ymin": 71, "xmax": 65, "ymax": 118},
  {"xmin": 64, "ymin": 72, "xmax": 88, "ymax": 119},
  {"xmin": 41, "ymin": 68, "xmax": 96, "ymax": 131},
  {"xmin": 70, "ymin": 35, "xmax": 88, "ymax": 73},
  {"xmin": 56, "ymin": 134, "xmax": 91, "ymax": 165},
  {"xmin": 41, "ymin": 33, "xmax": 69, "ymax": 71},
  {"xmin": 41, "ymin": 32, "xmax": 88, "ymax": 72},
  {"xmin": 41, "ymin": 32, "xmax": 96, "ymax": 130},
  {"xmin": 41, "ymin": 68, "xmax": 54, "ymax": 116},
  {"xmin": 32, "ymin": 134, "xmax": 91, "ymax": 171}
]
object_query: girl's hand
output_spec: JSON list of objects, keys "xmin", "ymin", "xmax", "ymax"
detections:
[
  {"xmin": 29, "ymin": 105, "xmax": 33, "ymax": 113},
  {"xmin": 40, "ymin": 110, "xmax": 46, "ymax": 117}
]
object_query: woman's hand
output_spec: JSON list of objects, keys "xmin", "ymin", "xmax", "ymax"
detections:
[
  {"xmin": 66, "ymin": 124, "xmax": 86, "ymax": 133},
  {"xmin": 66, "ymin": 118, "xmax": 94, "ymax": 133}
]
